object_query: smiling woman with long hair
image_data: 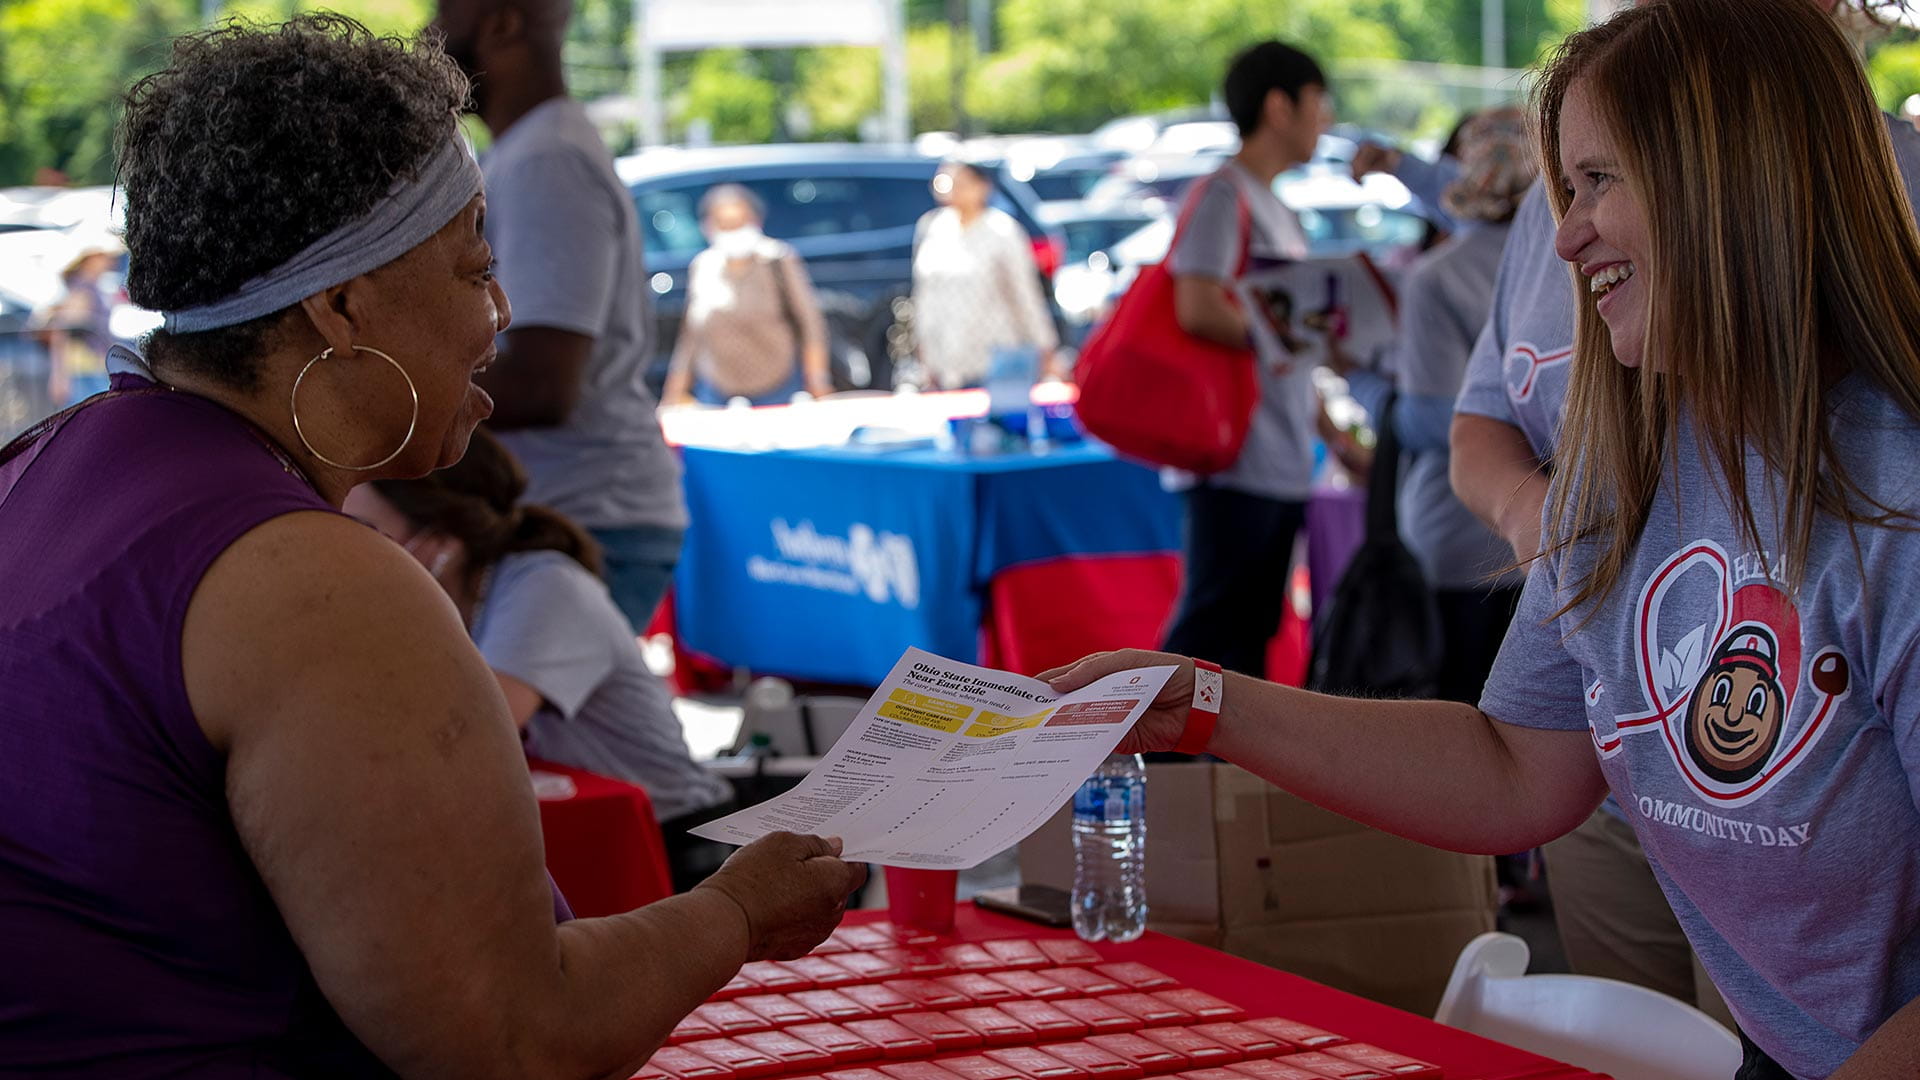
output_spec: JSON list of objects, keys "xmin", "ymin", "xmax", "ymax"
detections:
[{"xmin": 1047, "ymin": 1, "xmax": 1920, "ymax": 1073}]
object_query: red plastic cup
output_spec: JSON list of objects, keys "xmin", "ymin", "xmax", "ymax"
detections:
[{"xmin": 883, "ymin": 867, "xmax": 958, "ymax": 935}]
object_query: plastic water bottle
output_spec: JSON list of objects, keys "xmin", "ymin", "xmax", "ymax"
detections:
[{"xmin": 1071, "ymin": 753, "xmax": 1148, "ymax": 942}]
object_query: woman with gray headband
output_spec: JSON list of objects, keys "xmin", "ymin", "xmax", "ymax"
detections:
[{"xmin": 0, "ymin": 16, "xmax": 860, "ymax": 1078}]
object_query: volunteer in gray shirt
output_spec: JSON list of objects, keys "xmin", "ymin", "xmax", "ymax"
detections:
[
  {"xmin": 1160, "ymin": 39, "xmax": 1327, "ymax": 678},
  {"xmin": 1050, "ymin": 3, "xmax": 1920, "ymax": 1073},
  {"xmin": 348, "ymin": 430, "xmax": 734, "ymax": 892},
  {"xmin": 434, "ymin": 0, "xmax": 688, "ymax": 630},
  {"xmin": 1335, "ymin": 108, "xmax": 1534, "ymax": 706},
  {"xmin": 1436, "ymin": 0, "xmax": 1920, "ymax": 1037}
]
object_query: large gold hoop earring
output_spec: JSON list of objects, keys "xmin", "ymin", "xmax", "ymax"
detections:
[{"xmin": 290, "ymin": 345, "xmax": 420, "ymax": 472}]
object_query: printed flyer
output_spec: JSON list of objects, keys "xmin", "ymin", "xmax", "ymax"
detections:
[{"xmin": 691, "ymin": 648, "xmax": 1176, "ymax": 867}]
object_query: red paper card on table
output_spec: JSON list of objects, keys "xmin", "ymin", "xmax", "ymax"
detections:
[
  {"xmin": 842, "ymin": 1018, "xmax": 937, "ymax": 1059},
  {"xmin": 875, "ymin": 949, "xmax": 954, "ymax": 976},
  {"xmin": 792, "ymin": 990, "xmax": 874, "ymax": 1022},
  {"xmin": 737, "ymin": 993, "xmax": 822, "ymax": 1026},
  {"xmin": 1227, "ymin": 1060, "xmax": 1327, "ymax": 1080},
  {"xmin": 1188, "ymin": 1024, "xmax": 1286, "ymax": 1057},
  {"xmin": 813, "ymin": 935, "xmax": 852, "ymax": 954},
  {"xmin": 1239, "ymin": 1020, "xmax": 1346, "ymax": 1051},
  {"xmin": 839, "ymin": 926, "xmax": 897, "ymax": 950},
  {"xmin": 684, "ymin": 1038, "xmax": 785, "ymax": 1078},
  {"xmin": 844, "ymin": 983, "xmax": 917, "ymax": 1015},
  {"xmin": 942, "ymin": 943, "xmax": 1003, "ymax": 971},
  {"xmin": 998, "ymin": 999, "xmax": 1091, "ymax": 1039},
  {"xmin": 886, "ymin": 978, "xmax": 971, "ymax": 1009},
  {"xmin": 1270, "ymin": 1054, "xmax": 1386, "ymax": 1080},
  {"xmin": 648, "ymin": 1045, "xmax": 729, "ymax": 1076},
  {"xmin": 1150, "ymin": 991, "xmax": 1245, "ymax": 1022},
  {"xmin": 1103, "ymin": 993, "xmax": 1191, "ymax": 1027},
  {"xmin": 787, "ymin": 956, "xmax": 863, "ymax": 987},
  {"xmin": 1093, "ymin": 964, "xmax": 1178, "ymax": 991},
  {"xmin": 949, "ymin": 1006, "xmax": 1034, "ymax": 1047},
  {"xmin": 835, "ymin": 951, "xmax": 908, "ymax": 981},
  {"xmin": 1038, "ymin": 939, "xmax": 1104, "ymax": 966},
  {"xmin": 1136, "ymin": 1027, "xmax": 1241, "ymax": 1065},
  {"xmin": 693, "ymin": 1002, "xmax": 774, "ymax": 1035},
  {"xmin": 941, "ymin": 1055, "xmax": 1030, "ymax": 1080},
  {"xmin": 717, "ymin": 971, "xmax": 762, "ymax": 999},
  {"xmin": 825, "ymin": 1068, "xmax": 893, "ymax": 1080},
  {"xmin": 894, "ymin": 1011, "xmax": 984, "ymax": 1052},
  {"xmin": 742, "ymin": 961, "xmax": 815, "ymax": 992},
  {"xmin": 1179, "ymin": 1068, "xmax": 1253, "ymax": 1080},
  {"xmin": 981, "ymin": 939, "xmax": 1050, "ymax": 969},
  {"xmin": 938, "ymin": 973, "xmax": 1021, "ymax": 1003},
  {"xmin": 671, "ymin": 1012, "xmax": 724, "ymax": 1044},
  {"xmin": 988, "ymin": 970, "xmax": 1074, "ymax": 1000},
  {"xmin": 1082, "ymin": 1033, "xmax": 1185, "ymax": 1073},
  {"xmin": 984, "ymin": 1047, "xmax": 1087, "ymax": 1080},
  {"xmin": 789, "ymin": 1023, "xmax": 884, "ymax": 1064},
  {"xmin": 1041, "ymin": 967, "xmax": 1127, "ymax": 996},
  {"xmin": 737, "ymin": 1030, "xmax": 837, "ymax": 1071},
  {"xmin": 1056, "ymin": 998, "xmax": 1145, "ymax": 1034},
  {"xmin": 1323, "ymin": 1046, "xmax": 1441, "ymax": 1080},
  {"xmin": 649, "ymin": 1047, "xmax": 734, "ymax": 1080},
  {"xmin": 880, "ymin": 1063, "xmax": 968, "ymax": 1080},
  {"xmin": 878, "ymin": 922, "xmax": 943, "ymax": 946},
  {"xmin": 1044, "ymin": 1041, "xmax": 1146, "ymax": 1080},
  {"xmin": 632, "ymin": 1063, "xmax": 670, "ymax": 1080}
]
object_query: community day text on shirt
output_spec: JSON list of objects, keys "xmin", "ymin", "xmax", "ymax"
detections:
[{"xmin": 693, "ymin": 648, "xmax": 1175, "ymax": 868}]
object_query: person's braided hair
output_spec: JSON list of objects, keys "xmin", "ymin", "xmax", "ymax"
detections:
[
  {"xmin": 117, "ymin": 13, "xmax": 468, "ymax": 391},
  {"xmin": 370, "ymin": 428, "xmax": 603, "ymax": 580}
]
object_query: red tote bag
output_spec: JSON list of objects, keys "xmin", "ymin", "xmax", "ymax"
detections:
[{"xmin": 1074, "ymin": 177, "xmax": 1255, "ymax": 474}]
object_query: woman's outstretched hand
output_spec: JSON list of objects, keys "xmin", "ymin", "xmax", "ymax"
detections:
[{"xmin": 1039, "ymin": 650, "xmax": 1198, "ymax": 756}]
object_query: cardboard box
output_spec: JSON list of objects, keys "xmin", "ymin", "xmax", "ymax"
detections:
[{"xmin": 1018, "ymin": 763, "xmax": 1495, "ymax": 1016}]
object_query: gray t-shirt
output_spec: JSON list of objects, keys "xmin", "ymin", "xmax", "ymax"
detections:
[
  {"xmin": 1455, "ymin": 113, "xmax": 1920, "ymax": 461},
  {"xmin": 1168, "ymin": 161, "xmax": 1317, "ymax": 502},
  {"xmin": 482, "ymin": 97, "xmax": 687, "ymax": 531},
  {"xmin": 475, "ymin": 550, "xmax": 730, "ymax": 822},
  {"xmin": 1480, "ymin": 382, "xmax": 1920, "ymax": 1077},
  {"xmin": 1384, "ymin": 223, "xmax": 1520, "ymax": 590}
]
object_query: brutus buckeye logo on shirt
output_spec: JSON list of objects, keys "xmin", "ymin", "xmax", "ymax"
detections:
[{"xmin": 1595, "ymin": 540, "xmax": 1851, "ymax": 807}]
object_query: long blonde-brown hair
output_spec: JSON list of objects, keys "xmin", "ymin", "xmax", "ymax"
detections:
[{"xmin": 1537, "ymin": 0, "xmax": 1920, "ymax": 615}]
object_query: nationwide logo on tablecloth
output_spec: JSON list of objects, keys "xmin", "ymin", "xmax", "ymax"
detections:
[{"xmin": 749, "ymin": 518, "xmax": 921, "ymax": 609}]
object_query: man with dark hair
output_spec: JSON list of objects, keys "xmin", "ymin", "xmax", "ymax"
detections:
[
  {"xmin": 1160, "ymin": 40, "xmax": 1329, "ymax": 677},
  {"xmin": 432, "ymin": 0, "xmax": 687, "ymax": 629}
]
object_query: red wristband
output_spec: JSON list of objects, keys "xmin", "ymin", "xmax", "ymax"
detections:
[{"xmin": 1175, "ymin": 659, "xmax": 1224, "ymax": 754}]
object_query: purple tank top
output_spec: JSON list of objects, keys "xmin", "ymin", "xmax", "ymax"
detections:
[{"xmin": 0, "ymin": 377, "xmax": 567, "ymax": 1075}]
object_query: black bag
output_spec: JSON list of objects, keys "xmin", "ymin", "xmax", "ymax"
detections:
[{"xmin": 1307, "ymin": 394, "xmax": 1444, "ymax": 697}]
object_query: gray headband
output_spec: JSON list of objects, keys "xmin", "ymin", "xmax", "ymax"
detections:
[{"xmin": 161, "ymin": 138, "xmax": 483, "ymax": 334}]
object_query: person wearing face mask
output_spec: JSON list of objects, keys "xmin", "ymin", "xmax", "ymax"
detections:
[
  {"xmin": 661, "ymin": 183, "xmax": 832, "ymax": 407},
  {"xmin": 909, "ymin": 160, "xmax": 1060, "ymax": 389},
  {"xmin": 345, "ymin": 429, "xmax": 737, "ymax": 891},
  {"xmin": 1050, "ymin": 1, "xmax": 1920, "ymax": 1074}
]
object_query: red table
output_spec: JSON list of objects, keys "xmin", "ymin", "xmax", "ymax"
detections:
[
  {"xmin": 838, "ymin": 904, "xmax": 1606, "ymax": 1080},
  {"xmin": 529, "ymin": 758, "xmax": 675, "ymax": 917}
]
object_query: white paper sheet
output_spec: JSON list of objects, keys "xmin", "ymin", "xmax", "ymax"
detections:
[{"xmin": 690, "ymin": 648, "xmax": 1176, "ymax": 868}]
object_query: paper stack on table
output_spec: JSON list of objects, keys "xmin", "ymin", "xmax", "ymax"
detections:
[{"xmin": 692, "ymin": 648, "xmax": 1175, "ymax": 868}]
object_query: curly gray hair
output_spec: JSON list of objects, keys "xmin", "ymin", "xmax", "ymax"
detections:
[{"xmin": 118, "ymin": 14, "xmax": 469, "ymax": 390}]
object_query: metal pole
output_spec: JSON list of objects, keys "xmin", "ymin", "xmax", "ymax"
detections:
[
  {"xmin": 882, "ymin": 0, "xmax": 910, "ymax": 143},
  {"xmin": 947, "ymin": 0, "xmax": 968, "ymax": 137},
  {"xmin": 634, "ymin": 0, "xmax": 665, "ymax": 146},
  {"xmin": 1481, "ymin": 0, "xmax": 1505, "ymax": 71},
  {"xmin": 969, "ymin": 0, "xmax": 990, "ymax": 54}
]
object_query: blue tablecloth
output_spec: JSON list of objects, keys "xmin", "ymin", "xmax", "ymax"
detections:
[{"xmin": 675, "ymin": 441, "xmax": 1182, "ymax": 685}]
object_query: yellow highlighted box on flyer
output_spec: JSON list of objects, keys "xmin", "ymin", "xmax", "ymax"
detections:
[{"xmin": 878, "ymin": 689, "xmax": 973, "ymax": 732}]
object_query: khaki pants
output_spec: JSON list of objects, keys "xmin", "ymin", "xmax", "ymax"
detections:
[{"xmin": 1544, "ymin": 808, "xmax": 1736, "ymax": 1029}]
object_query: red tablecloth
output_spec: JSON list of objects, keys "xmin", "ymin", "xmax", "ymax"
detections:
[
  {"xmin": 843, "ymin": 904, "xmax": 1606, "ymax": 1080},
  {"xmin": 529, "ymin": 758, "xmax": 675, "ymax": 917}
]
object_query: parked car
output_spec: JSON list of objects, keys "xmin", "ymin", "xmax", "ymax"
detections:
[
  {"xmin": 992, "ymin": 135, "xmax": 1130, "ymax": 205},
  {"xmin": 617, "ymin": 144, "xmax": 1066, "ymax": 394},
  {"xmin": 1039, "ymin": 200, "xmax": 1165, "ymax": 345}
]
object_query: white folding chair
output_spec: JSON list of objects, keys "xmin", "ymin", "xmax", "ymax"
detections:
[{"xmin": 1434, "ymin": 932, "xmax": 1741, "ymax": 1080}]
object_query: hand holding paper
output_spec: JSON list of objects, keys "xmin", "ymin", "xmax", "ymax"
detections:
[{"xmin": 691, "ymin": 648, "xmax": 1177, "ymax": 868}]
